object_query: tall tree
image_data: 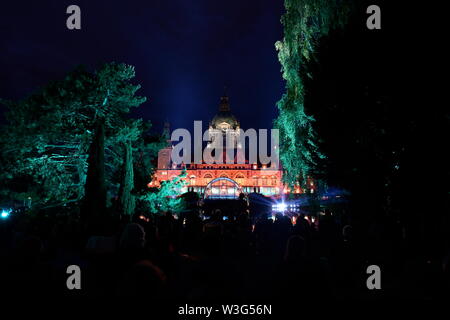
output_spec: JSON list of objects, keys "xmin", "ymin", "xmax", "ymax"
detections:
[
  {"xmin": 115, "ymin": 123, "xmax": 143, "ymax": 216},
  {"xmin": 120, "ymin": 139, "xmax": 135, "ymax": 216},
  {"xmin": 274, "ymin": 0, "xmax": 350, "ymax": 186},
  {"xmin": 83, "ymin": 119, "xmax": 107, "ymax": 223},
  {"xmin": 0, "ymin": 62, "xmax": 147, "ymax": 208}
]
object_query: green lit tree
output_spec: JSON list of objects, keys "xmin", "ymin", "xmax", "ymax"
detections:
[
  {"xmin": 114, "ymin": 122, "xmax": 146, "ymax": 216},
  {"xmin": 274, "ymin": 0, "xmax": 350, "ymax": 186},
  {"xmin": 140, "ymin": 170, "xmax": 187, "ymax": 214},
  {"xmin": 83, "ymin": 119, "xmax": 107, "ymax": 223},
  {"xmin": 0, "ymin": 63, "xmax": 147, "ymax": 208}
]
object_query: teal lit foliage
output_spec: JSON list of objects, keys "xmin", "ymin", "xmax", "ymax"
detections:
[
  {"xmin": 0, "ymin": 63, "xmax": 154, "ymax": 208},
  {"xmin": 275, "ymin": 0, "xmax": 350, "ymax": 186},
  {"xmin": 140, "ymin": 170, "xmax": 187, "ymax": 214}
]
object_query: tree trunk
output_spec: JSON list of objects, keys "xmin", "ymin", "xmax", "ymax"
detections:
[
  {"xmin": 76, "ymin": 140, "xmax": 88, "ymax": 201},
  {"xmin": 82, "ymin": 119, "xmax": 107, "ymax": 231},
  {"xmin": 119, "ymin": 139, "xmax": 135, "ymax": 216}
]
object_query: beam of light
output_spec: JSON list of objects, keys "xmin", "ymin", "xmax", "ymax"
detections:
[
  {"xmin": 272, "ymin": 201, "xmax": 291, "ymax": 213},
  {"xmin": 1, "ymin": 209, "xmax": 11, "ymax": 218}
]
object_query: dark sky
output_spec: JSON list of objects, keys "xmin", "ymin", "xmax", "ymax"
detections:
[{"xmin": 0, "ymin": 0, "xmax": 285, "ymax": 133}]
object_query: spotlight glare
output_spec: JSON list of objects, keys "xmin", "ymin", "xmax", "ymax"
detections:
[{"xmin": 1, "ymin": 209, "xmax": 11, "ymax": 218}]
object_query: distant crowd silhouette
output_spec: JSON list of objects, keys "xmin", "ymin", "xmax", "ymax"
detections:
[{"xmin": 0, "ymin": 207, "xmax": 448, "ymax": 300}]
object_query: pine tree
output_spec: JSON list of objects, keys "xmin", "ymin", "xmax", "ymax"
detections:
[
  {"xmin": 0, "ymin": 62, "xmax": 148, "ymax": 208},
  {"xmin": 115, "ymin": 124, "xmax": 142, "ymax": 216},
  {"xmin": 83, "ymin": 119, "xmax": 106, "ymax": 223}
]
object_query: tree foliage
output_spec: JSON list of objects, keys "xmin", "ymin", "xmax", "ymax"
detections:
[
  {"xmin": 275, "ymin": 0, "xmax": 350, "ymax": 186},
  {"xmin": 0, "ymin": 63, "xmax": 153, "ymax": 208},
  {"xmin": 139, "ymin": 170, "xmax": 187, "ymax": 214}
]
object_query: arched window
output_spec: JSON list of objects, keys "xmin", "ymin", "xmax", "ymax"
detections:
[
  {"xmin": 235, "ymin": 174, "xmax": 245, "ymax": 186},
  {"xmin": 203, "ymin": 174, "xmax": 213, "ymax": 184},
  {"xmin": 271, "ymin": 176, "xmax": 277, "ymax": 186},
  {"xmin": 190, "ymin": 175, "xmax": 196, "ymax": 186},
  {"xmin": 262, "ymin": 177, "xmax": 268, "ymax": 186}
]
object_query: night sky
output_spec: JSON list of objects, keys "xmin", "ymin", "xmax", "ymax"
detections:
[{"xmin": 0, "ymin": 0, "xmax": 285, "ymax": 133}]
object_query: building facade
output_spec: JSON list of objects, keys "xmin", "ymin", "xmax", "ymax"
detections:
[{"xmin": 152, "ymin": 95, "xmax": 313, "ymax": 198}]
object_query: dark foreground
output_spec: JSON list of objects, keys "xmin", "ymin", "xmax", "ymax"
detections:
[{"xmin": 0, "ymin": 208, "xmax": 448, "ymax": 301}]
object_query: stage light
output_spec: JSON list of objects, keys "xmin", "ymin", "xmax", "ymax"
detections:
[
  {"xmin": 1, "ymin": 209, "xmax": 11, "ymax": 218},
  {"xmin": 279, "ymin": 203, "xmax": 287, "ymax": 212}
]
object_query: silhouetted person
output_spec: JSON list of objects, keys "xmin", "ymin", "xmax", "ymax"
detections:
[
  {"xmin": 117, "ymin": 260, "xmax": 167, "ymax": 298},
  {"xmin": 275, "ymin": 235, "xmax": 333, "ymax": 300}
]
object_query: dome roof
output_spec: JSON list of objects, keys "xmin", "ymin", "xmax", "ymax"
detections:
[{"xmin": 210, "ymin": 95, "xmax": 240, "ymax": 129}]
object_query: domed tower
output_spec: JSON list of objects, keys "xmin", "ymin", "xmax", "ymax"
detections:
[
  {"xmin": 206, "ymin": 94, "xmax": 241, "ymax": 152},
  {"xmin": 210, "ymin": 95, "xmax": 240, "ymax": 131}
]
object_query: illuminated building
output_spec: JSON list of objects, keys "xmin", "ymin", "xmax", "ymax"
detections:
[{"xmin": 152, "ymin": 95, "xmax": 315, "ymax": 198}]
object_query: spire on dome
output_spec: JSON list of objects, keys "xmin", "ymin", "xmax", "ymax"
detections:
[
  {"xmin": 210, "ymin": 89, "xmax": 239, "ymax": 130},
  {"xmin": 219, "ymin": 86, "xmax": 230, "ymax": 112}
]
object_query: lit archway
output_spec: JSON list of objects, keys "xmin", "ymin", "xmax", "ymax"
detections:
[{"xmin": 203, "ymin": 177, "xmax": 243, "ymax": 199}]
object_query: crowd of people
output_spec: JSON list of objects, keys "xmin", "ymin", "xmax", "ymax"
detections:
[{"xmin": 0, "ymin": 206, "xmax": 448, "ymax": 300}]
